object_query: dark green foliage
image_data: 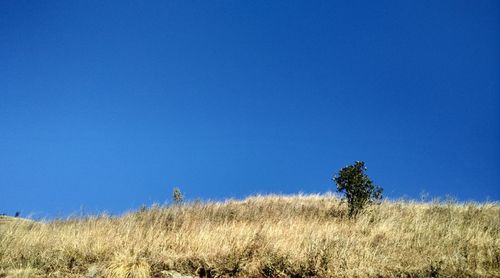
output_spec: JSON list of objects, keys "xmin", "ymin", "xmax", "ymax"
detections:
[{"xmin": 333, "ymin": 161, "xmax": 383, "ymax": 218}]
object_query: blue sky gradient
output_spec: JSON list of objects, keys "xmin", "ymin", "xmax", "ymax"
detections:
[{"xmin": 1, "ymin": 1, "xmax": 499, "ymax": 217}]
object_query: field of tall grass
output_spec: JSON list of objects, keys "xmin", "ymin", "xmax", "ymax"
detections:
[{"xmin": 0, "ymin": 194, "xmax": 499, "ymax": 277}]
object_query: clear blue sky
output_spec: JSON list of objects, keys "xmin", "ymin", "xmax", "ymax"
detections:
[{"xmin": 1, "ymin": 1, "xmax": 499, "ymax": 217}]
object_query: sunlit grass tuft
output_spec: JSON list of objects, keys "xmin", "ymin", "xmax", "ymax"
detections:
[{"xmin": 106, "ymin": 251, "xmax": 150, "ymax": 278}]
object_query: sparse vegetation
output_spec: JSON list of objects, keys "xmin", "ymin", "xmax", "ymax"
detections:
[
  {"xmin": 0, "ymin": 195, "xmax": 499, "ymax": 277},
  {"xmin": 334, "ymin": 161, "xmax": 383, "ymax": 218}
]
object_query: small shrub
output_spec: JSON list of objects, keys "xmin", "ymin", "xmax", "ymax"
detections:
[
  {"xmin": 172, "ymin": 187, "xmax": 183, "ymax": 205},
  {"xmin": 333, "ymin": 161, "xmax": 383, "ymax": 218}
]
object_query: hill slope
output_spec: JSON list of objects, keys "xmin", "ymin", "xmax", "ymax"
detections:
[
  {"xmin": 0, "ymin": 195, "xmax": 499, "ymax": 277},
  {"xmin": 0, "ymin": 215, "xmax": 32, "ymax": 231}
]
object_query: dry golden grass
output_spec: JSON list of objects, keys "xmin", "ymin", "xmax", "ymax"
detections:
[{"xmin": 0, "ymin": 194, "xmax": 499, "ymax": 277}]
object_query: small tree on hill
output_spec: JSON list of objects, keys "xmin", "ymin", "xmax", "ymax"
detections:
[
  {"xmin": 333, "ymin": 161, "xmax": 383, "ymax": 218},
  {"xmin": 172, "ymin": 187, "xmax": 183, "ymax": 205}
]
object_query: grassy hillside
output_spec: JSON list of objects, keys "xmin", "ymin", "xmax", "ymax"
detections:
[
  {"xmin": 0, "ymin": 194, "xmax": 499, "ymax": 277},
  {"xmin": 0, "ymin": 216, "xmax": 32, "ymax": 232}
]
